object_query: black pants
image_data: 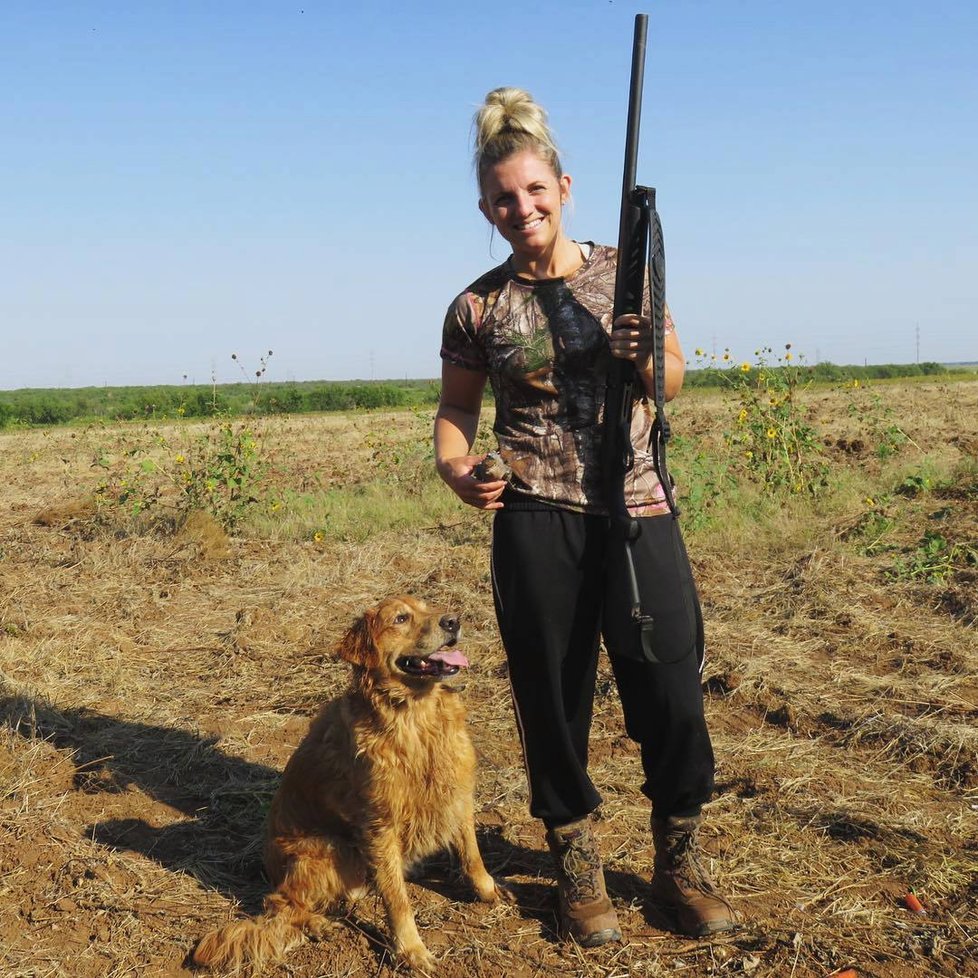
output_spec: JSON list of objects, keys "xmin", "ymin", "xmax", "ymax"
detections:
[{"xmin": 491, "ymin": 506, "xmax": 715, "ymax": 825}]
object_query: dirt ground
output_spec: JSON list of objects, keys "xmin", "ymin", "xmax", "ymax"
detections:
[{"xmin": 1, "ymin": 380, "xmax": 976, "ymax": 978}]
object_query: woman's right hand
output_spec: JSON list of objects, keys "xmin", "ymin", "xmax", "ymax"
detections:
[{"xmin": 438, "ymin": 455, "xmax": 507, "ymax": 510}]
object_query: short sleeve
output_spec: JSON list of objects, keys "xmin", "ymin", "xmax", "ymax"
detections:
[{"xmin": 440, "ymin": 292, "xmax": 488, "ymax": 372}]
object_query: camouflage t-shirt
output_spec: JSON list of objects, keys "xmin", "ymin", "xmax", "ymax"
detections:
[{"xmin": 440, "ymin": 242, "xmax": 674, "ymax": 516}]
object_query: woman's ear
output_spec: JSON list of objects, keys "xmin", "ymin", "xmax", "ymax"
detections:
[
  {"xmin": 478, "ymin": 197, "xmax": 493, "ymax": 223},
  {"xmin": 559, "ymin": 173, "xmax": 572, "ymax": 205}
]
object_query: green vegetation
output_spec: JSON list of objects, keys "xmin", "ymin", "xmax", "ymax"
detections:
[
  {"xmin": 683, "ymin": 359, "xmax": 954, "ymax": 388},
  {"xmin": 0, "ymin": 378, "xmax": 443, "ymax": 428},
  {"xmin": 2, "ymin": 360, "xmax": 972, "ymax": 430},
  {"xmin": 93, "ymin": 421, "xmax": 270, "ymax": 533},
  {"xmin": 890, "ymin": 529, "xmax": 978, "ymax": 584},
  {"xmin": 718, "ymin": 344, "xmax": 829, "ymax": 496}
]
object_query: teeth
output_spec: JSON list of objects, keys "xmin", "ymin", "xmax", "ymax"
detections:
[{"xmin": 518, "ymin": 219, "xmax": 543, "ymax": 230}]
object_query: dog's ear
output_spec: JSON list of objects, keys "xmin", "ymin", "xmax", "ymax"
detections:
[{"xmin": 335, "ymin": 610, "xmax": 376, "ymax": 667}]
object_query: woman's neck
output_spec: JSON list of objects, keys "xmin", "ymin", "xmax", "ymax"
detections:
[{"xmin": 510, "ymin": 235, "xmax": 584, "ymax": 280}]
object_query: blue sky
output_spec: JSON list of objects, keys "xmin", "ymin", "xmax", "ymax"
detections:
[{"xmin": 3, "ymin": 0, "xmax": 976, "ymax": 390}]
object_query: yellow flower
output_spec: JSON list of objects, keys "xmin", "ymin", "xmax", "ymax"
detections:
[
  {"xmin": 785, "ymin": 352, "xmax": 793, "ymax": 361},
  {"xmin": 722, "ymin": 352, "xmax": 730, "ymax": 361},
  {"xmin": 174, "ymin": 454, "xmax": 185, "ymax": 464},
  {"xmin": 745, "ymin": 450, "xmax": 754, "ymax": 460},
  {"xmin": 740, "ymin": 362, "xmax": 750, "ymax": 373},
  {"xmin": 766, "ymin": 427, "xmax": 777, "ymax": 439},
  {"xmin": 853, "ymin": 379, "xmax": 860, "ymax": 389},
  {"xmin": 694, "ymin": 347, "xmax": 704, "ymax": 357},
  {"xmin": 313, "ymin": 531, "xmax": 324, "ymax": 543},
  {"xmin": 864, "ymin": 497, "xmax": 875, "ymax": 506},
  {"xmin": 737, "ymin": 408, "xmax": 748, "ymax": 424},
  {"xmin": 269, "ymin": 500, "xmax": 281, "ymax": 512}
]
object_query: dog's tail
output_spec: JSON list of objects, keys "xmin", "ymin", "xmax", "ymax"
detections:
[{"xmin": 192, "ymin": 893, "xmax": 319, "ymax": 972}]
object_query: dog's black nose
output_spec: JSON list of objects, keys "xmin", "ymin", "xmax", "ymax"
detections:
[{"xmin": 440, "ymin": 614, "xmax": 460, "ymax": 635}]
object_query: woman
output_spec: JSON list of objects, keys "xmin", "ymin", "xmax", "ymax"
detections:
[{"xmin": 434, "ymin": 87, "xmax": 736, "ymax": 946}]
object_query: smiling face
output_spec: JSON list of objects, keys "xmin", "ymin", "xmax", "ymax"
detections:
[{"xmin": 478, "ymin": 149, "xmax": 572, "ymax": 267}]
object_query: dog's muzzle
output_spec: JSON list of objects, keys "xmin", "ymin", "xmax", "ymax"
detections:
[{"xmin": 397, "ymin": 619, "xmax": 468, "ymax": 679}]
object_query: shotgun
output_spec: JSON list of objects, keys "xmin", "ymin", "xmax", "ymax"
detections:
[{"xmin": 601, "ymin": 13, "xmax": 680, "ymax": 664}]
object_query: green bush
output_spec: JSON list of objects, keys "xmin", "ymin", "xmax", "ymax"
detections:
[
  {"xmin": 0, "ymin": 378, "xmax": 443, "ymax": 427},
  {"xmin": 685, "ymin": 359, "xmax": 954, "ymax": 389}
]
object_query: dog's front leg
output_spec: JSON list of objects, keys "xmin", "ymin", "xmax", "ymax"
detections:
[
  {"xmin": 367, "ymin": 830, "xmax": 434, "ymax": 974},
  {"xmin": 452, "ymin": 801, "xmax": 516, "ymax": 905}
]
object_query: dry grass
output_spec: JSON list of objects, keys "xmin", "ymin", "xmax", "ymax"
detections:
[{"xmin": 1, "ymin": 380, "xmax": 976, "ymax": 978}]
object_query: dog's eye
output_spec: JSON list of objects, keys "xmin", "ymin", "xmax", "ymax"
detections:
[{"xmin": 393, "ymin": 613, "xmax": 410, "ymax": 625}]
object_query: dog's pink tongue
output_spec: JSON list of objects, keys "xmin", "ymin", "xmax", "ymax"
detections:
[{"xmin": 428, "ymin": 649, "xmax": 469, "ymax": 668}]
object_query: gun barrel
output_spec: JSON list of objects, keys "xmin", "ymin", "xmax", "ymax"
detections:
[
  {"xmin": 617, "ymin": 14, "xmax": 648, "ymax": 249},
  {"xmin": 613, "ymin": 13, "xmax": 649, "ymax": 322},
  {"xmin": 602, "ymin": 13, "xmax": 651, "ymax": 504}
]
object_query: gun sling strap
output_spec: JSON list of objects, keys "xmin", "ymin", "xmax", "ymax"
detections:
[{"xmin": 637, "ymin": 186, "xmax": 678, "ymax": 518}]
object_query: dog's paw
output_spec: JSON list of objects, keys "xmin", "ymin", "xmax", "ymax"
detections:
[
  {"xmin": 491, "ymin": 878, "xmax": 518, "ymax": 905},
  {"xmin": 304, "ymin": 913, "xmax": 331, "ymax": 940},
  {"xmin": 474, "ymin": 875, "xmax": 516, "ymax": 905},
  {"xmin": 398, "ymin": 940, "xmax": 435, "ymax": 974}
]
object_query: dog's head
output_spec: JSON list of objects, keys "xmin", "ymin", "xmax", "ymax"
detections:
[{"xmin": 336, "ymin": 595, "xmax": 468, "ymax": 686}]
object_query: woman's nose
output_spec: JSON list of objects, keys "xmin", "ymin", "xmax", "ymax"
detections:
[{"xmin": 514, "ymin": 192, "xmax": 535, "ymax": 217}]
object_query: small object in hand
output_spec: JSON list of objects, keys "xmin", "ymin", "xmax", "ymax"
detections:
[
  {"xmin": 472, "ymin": 451, "xmax": 511, "ymax": 483},
  {"xmin": 902, "ymin": 891, "xmax": 926, "ymax": 915}
]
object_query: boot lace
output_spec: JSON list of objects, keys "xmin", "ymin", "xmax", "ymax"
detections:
[
  {"xmin": 663, "ymin": 827, "xmax": 715, "ymax": 892},
  {"xmin": 556, "ymin": 829, "xmax": 602, "ymax": 904}
]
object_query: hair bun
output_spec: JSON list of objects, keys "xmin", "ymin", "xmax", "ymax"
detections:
[{"xmin": 473, "ymin": 87, "xmax": 562, "ymax": 188}]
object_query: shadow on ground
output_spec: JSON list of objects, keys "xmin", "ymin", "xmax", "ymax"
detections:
[
  {"xmin": 1, "ymin": 689, "xmax": 275, "ymax": 910},
  {"xmin": 3, "ymin": 688, "xmax": 657, "ymax": 946}
]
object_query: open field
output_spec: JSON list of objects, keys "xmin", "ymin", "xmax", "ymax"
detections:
[{"xmin": 1, "ymin": 378, "xmax": 976, "ymax": 977}]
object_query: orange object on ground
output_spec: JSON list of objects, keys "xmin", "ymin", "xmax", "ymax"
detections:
[
  {"xmin": 830, "ymin": 970, "xmax": 858, "ymax": 978},
  {"xmin": 903, "ymin": 891, "xmax": 926, "ymax": 915}
]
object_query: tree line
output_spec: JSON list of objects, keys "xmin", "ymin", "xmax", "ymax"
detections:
[{"xmin": 0, "ymin": 362, "xmax": 964, "ymax": 428}]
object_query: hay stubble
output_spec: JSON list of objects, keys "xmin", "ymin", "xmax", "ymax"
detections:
[{"xmin": 1, "ymin": 382, "xmax": 976, "ymax": 977}]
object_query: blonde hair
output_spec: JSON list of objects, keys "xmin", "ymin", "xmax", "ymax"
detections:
[{"xmin": 473, "ymin": 87, "xmax": 563, "ymax": 193}]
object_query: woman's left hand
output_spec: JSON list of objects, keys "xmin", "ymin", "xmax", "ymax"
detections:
[
  {"xmin": 609, "ymin": 313, "xmax": 653, "ymax": 368},
  {"xmin": 608, "ymin": 309, "xmax": 686, "ymax": 402}
]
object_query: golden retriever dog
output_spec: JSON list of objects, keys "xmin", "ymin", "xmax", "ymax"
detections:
[{"xmin": 193, "ymin": 595, "xmax": 510, "ymax": 974}]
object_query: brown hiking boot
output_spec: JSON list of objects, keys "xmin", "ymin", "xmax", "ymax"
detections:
[
  {"xmin": 649, "ymin": 814, "xmax": 738, "ymax": 936},
  {"xmin": 545, "ymin": 819, "xmax": 622, "ymax": 947}
]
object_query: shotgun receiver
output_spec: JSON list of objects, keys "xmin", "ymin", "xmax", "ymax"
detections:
[{"xmin": 601, "ymin": 13, "xmax": 681, "ymax": 664}]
